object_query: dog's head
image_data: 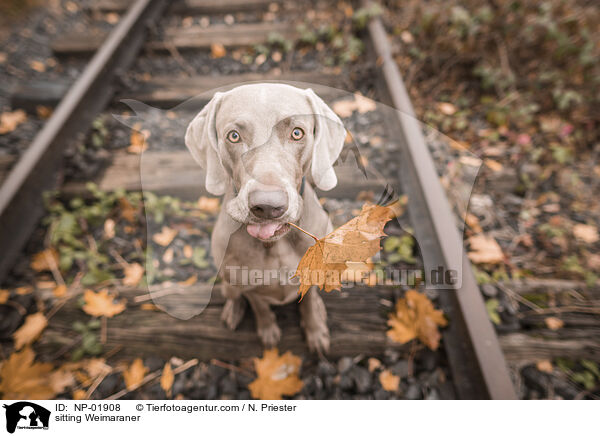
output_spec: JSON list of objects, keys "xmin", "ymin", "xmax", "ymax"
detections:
[{"xmin": 185, "ymin": 83, "xmax": 346, "ymax": 241}]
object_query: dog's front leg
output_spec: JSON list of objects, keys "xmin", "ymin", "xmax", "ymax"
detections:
[
  {"xmin": 299, "ymin": 288, "xmax": 330, "ymax": 353},
  {"xmin": 245, "ymin": 292, "xmax": 281, "ymax": 348}
]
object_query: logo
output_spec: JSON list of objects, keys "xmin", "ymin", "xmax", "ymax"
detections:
[{"xmin": 3, "ymin": 402, "xmax": 50, "ymax": 434}]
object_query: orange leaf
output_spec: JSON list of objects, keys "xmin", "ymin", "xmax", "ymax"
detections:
[
  {"xmin": 152, "ymin": 226, "xmax": 178, "ymax": 247},
  {"xmin": 0, "ymin": 347, "xmax": 55, "ymax": 400},
  {"xmin": 387, "ymin": 290, "xmax": 447, "ymax": 350},
  {"xmin": 160, "ymin": 363, "xmax": 174, "ymax": 397},
  {"xmin": 379, "ymin": 370, "xmax": 400, "ymax": 391},
  {"xmin": 122, "ymin": 358, "xmax": 148, "ymax": 390},
  {"xmin": 248, "ymin": 349, "xmax": 303, "ymax": 400},
  {"xmin": 13, "ymin": 313, "xmax": 47, "ymax": 350},
  {"xmin": 82, "ymin": 289, "xmax": 126, "ymax": 318},
  {"xmin": 467, "ymin": 235, "xmax": 504, "ymax": 264},
  {"xmin": 0, "ymin": 109, "xmax": 27, "ymax": 134},
  {"xmin": 122, "ymin": 262, "xmax": 144, "ymax": 287},
  {"xmin": 30, "ymin": 248, "xmax": 59, "ymax": 272},
  {"xmin": 293, "ymin": 203, "xmax": 395, "ymax": 299},
  {"xmin": 211, "ymin": 43, "xmax": 226, "ymax": 59}
]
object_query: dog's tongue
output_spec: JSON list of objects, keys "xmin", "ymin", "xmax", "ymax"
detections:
[{"xmin": 247, "ymin": 222, "xmax": 282, "ymax": 240}]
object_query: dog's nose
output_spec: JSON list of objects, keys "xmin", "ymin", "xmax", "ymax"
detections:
[{"xmin": 249, "ymin": 190, "xmax": 288, "ymax": 219}]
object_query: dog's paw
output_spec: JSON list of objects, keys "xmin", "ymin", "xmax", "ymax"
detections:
[
  {"xmin": 305, "ymin": 322, "xmax": 330, "ymax": 354},
  {"xmin": 221, "ymin": 298, "xmax": 246, "ymax": 330},
  {"xmin": 257, "ymin": 323, "xmax": 281, "ymax": 348}
]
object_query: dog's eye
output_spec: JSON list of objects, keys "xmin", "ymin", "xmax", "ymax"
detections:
[
  {"xmin": 226, "ymin": 130, "xmax": 241, "ymax": 143},
  {"xmin": 291, "ymin": 127, "xmax": 304, "ymax": 140}
]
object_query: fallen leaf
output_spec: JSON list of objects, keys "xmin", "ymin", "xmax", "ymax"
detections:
[
  {"xmin": 379, "ymin": 370, "xmax": 400, "ymax": 391},
  {"xmin": 160, "ymin": 363, "xmax": 174, "ymax": 397},
  {"xmin": 122, "ymin": 263, "xmax": 144, "ymax": 287},
  {"xmin": 29, "ymin": 60, "xmax": 46, "ymax": 72},
  {"xmin": 178, "ymin": 274, "xmax": 197, "ymax": 286},
  {"xmin": 536, "ymin": 360, "xmax": 553, "ymax": 374},
  {"xmin": 30, "ymin": 248, "xmax": 59, "ymax": 272},
  {"xmin": 573, "ymin": 224, "xmax": 599, "ymax": 244},
  {"xmin": 105, "ymin": 12, "xmax": 119, "ymax": 24},
  {"xmin": 73, "ymin": 389, "xmax": 87, "ymax": 400},
  {"xmin": 467, "ymin": 235, "xmax": 504, "ymax": 264},
  {"xmin": 484, "ymin": 159, "xmax": 503, "ymax": 172},
  {"xmin": 122, "ymin": 358, "xmax": 148, "ymax": 390},
  {"xmin": 183, "ymin": 245, "xmax": 193, "ymax": 258},
  {"xmin": 387, "ymin": 290, "xmax": 448, "ymax": 350},
  {"xmin": 53, "ymin": 284, "xmax": 67, "ymax": 298},
  {"xmin": 197, "ymin": 196, "xmax": 220, "ymax": 213},
  {"xmin": 13, "ymin": 313, "xmax": 48, "ymax": 350},
  {"xmin": 211, "ymin": 43, "xmax": 226, "ymax": 58},
  {"xmin": 465, "ymin": 213, "xmax": 482, "ymax": 233},
  {"xmin": 0, "ymin": 289, "xmax": 9, "ymax": 304},
  {"xmin": 332, "ymin": 93, "xmax": 376, "ymax": 118},
  {"xmin": 0, "ymin": 109, "xmax": 27, "ymax": 135},
  {"xmin": 293, "ymin": 203, "xmax": 395, "ymax": 299},
  {"xmin": 82, "ymin": 289, "xmax": 126, "ymax": 318},
  {"xmin": 152, "ymin": 226, "xmax": 178, "ymax": 247},
  {"xmin": 119, "ymin": 197, "xmax": 137, "ymax": 223},
  {"xmin": 248, "ymin": 349, "xmax": 303, "ymax": 400},
  {"xmin": 49, "ymin": 366, "xmax": 76, "ymax": 394},
  {"xmin": 36, "ymin": 105, "xmax": 53, "ymax": 119},
  {"xmin": 140, "ymin": 303, "xmax": 160, "ymax": 311},
  {"xmin": 437, "ymin": 102, "xmax": 457, "ymax": 115},
  {"xmin": 544, "ymin": 316, "xmax": 564, "ymax": 331},
  {"xmin": 16, "ymin": 286, "xmax": 32, "ymax": 295},
  {"xmin": 104, "ymin": 218, "xmax": 116, "ymax": 239},
  {"xmin": 0, "ymin": 347, "xmax": 55, "ymax": 399},
  {"xmin": 127, "ymin": 129, "xmax": 148, "ymax": 154},
  {"xmin": 367, "ymin": 357, "xmax": 381, "ymax": 373}
]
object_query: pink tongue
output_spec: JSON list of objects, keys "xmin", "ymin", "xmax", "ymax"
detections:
[{"xmin": 247, "ymin": 222, "xmax": 282, "ymax": 240}]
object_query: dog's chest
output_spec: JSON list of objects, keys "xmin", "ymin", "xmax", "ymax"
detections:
[{"xmin": 222, "ymin": 230, "xmax": 301, "ymax": 303}]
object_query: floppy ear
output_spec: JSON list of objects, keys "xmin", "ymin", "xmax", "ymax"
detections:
[
  {"xmin": 305, "ymin": 88, "xmax": 346, "ymax": 191},
  {"xmin": 184, "ymin": 92, "xmax": 227, "ymax": 196}
]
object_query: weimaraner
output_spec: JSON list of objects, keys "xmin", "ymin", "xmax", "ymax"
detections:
[{"xmin": 185, "ymin": 83, "xmax": 346, "ymax": 353}]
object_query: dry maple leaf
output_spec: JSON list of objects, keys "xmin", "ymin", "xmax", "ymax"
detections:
[
  {"xmin": 119, "ymin": 197, "xmax": 137, "ymax": 223},
  {"xmin": 160, "ymin": 362, "xmax": 174, "ymax": 397},
  {"xmin": 82, "ymin": 289, "xmax": 126, "ymax": 318},
  {"xmin": 467, "ymin": 235, "xmax": 504, "ymax": 264},
  {"xmin": 122, "ymin": 358, "xmax": 149, "ymax": 390},
  {"xmin": 0, "ymin": 109, "xmax": 27, "ymax": 134},
  {"xmin": 387, "ymin": 290, "xmax": 448, "ymax": 350},
  {"xmin": 379, "ymin": 370, "xmax": 400, "ymax": 392},
  {"xmin": 30, "ymin": 248, "xmax": 59, "ymax": 272},
  {"xmin": 152, "ymin": 226, "xmax": 178, "ymax": 247},
  {"xmin": 536, "ymin": 360, "xmax": 554, "ymax": 374},
  {"xmin": 248, "ymin": 349, "xmax": 303, "ymax": 400},
  {"xmin": 122, "ymin": 262, "xmax": 144, "ymax": 287},
  {"xmin": 0, "ymin": 347, "xmax": 55, "ymax": 400},
  {"xmin": 544, "ymin": 316, "xmax": 564, "ymax": 331},
  {"xmin": 197, "ymin": 196, "xmax": 220, "ymax": 213},
  {"xmin": 53, "ymin": 284, "xmax": 67, "ymax": 298},
  {"xmin": 0, "ymin": 289, "xmax": 9, "ymax": 304},
  {"xmin": 127, "ymin": 126, "xmax": 149, "ymax": 154},
  {"xmin": 13, "ymin": 312, "xmax": 48, "ymax": 350},
  {"xmin": 292, "ymin": 203, "xmax": 394, "ymax": 299},
  {"xmin": 211, "ymin": 43, "xmax": 227, "ymax": 58},
  {"xmin": 573, "ymin": 223, "xmax": 599, "ymax": 244}
]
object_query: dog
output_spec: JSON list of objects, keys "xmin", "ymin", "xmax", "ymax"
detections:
[{"xmin": 185, "ymin": 83, "xmax": 346, "ymax": 353}]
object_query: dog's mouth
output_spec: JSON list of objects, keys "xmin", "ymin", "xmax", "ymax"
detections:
[{"xmin": 246, "ymin": 222, "xmax": 290, "ymax": 241}]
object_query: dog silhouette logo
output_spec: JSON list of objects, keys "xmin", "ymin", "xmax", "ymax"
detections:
[{"xmin": 3, "ymin": 402, "xmax": 50, "ymax": 433}]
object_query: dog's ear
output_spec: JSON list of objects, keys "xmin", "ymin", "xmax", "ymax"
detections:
[
  {"xmin": 305, "ymin": 88, "xmax": 346, "ymax": 191},
  {"xmin": 184, "ymin": 92, "xmax": 227, "ymax": 196}
]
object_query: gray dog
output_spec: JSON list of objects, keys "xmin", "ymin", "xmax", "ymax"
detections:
[{"xmin": 185, "ymin": 83, "xmax": 346, "ymax": 353}]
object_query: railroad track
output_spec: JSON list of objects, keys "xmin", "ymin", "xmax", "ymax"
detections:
[{"xmin": 0, "ymin": 0, "xmax": 517, "ymax": 399}]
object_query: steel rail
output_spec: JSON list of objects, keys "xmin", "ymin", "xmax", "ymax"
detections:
[
  {"xmin": 0, "ymin": 0, "xmax": 167, "ymax": 281},
  {"xmin": 364, "ymin": 1, "xmax": 517, "ymax": 399}
]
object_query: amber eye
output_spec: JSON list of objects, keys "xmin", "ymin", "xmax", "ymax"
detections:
[
  {"xmin": 226, "ymin": 130, "xmax": 241, "ymax": 143},
  {"xmin": 291, "ymin": 127, "xmax": 304, "ymax": 140}
]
